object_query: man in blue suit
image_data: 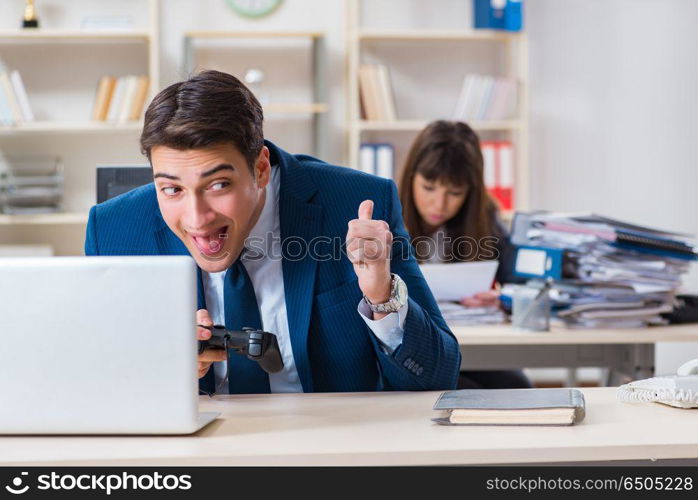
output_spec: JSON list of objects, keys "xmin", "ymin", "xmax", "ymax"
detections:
[{"xmin": 85, "ymin": 70, "xmax": 460, "ymax": 394}]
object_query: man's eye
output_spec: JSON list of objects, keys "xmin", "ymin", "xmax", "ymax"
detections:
[
  {"xmin": 161, "ymin": 186, "xmax": 180, "ymax": 196},
  {"xmin": 209, "ymin": 181, "xmax": 230, "ymax": 191}
]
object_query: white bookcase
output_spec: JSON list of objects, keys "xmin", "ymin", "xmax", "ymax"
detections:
[
  {"xmin": 183, "ymin": 30, "xmax": 328, "ymax": 159},
  {"xmin": 0, "ymin": 0, "xmax": 159, "ymax": 254},
  {"xmin": 345, "ymin": 0, "xmax": 530, "ymax": 216}
]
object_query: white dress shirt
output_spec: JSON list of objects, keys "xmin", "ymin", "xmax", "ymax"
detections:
[{"xmin": 203, "ymin": 165, "xmax": 407, "ymax": 393}]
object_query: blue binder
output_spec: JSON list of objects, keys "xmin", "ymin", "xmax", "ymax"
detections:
[
  {"xmin": 513, "ymin": 245, "xmax": 565, "ymax": 280},
  {"xmin": 473, "ymin": 0, "xmax": 523, "ymax": 32}
]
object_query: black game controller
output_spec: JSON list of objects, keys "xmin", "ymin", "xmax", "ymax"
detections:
[{"xmin": 197, "ymin": 325, "xmax": 284, "ymax": 374}]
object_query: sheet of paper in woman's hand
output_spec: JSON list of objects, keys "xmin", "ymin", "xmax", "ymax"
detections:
[{"xmin": 420, "ymin": 261, "xmax": 499, "ymax": 301}]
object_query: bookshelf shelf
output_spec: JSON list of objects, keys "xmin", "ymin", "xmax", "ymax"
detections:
[
  {"xmin": 265, "ymin": 103, "xmax": 329, "ymax": 114},
  {"xmin": 184, "ymin": 31, "xmax": 324, "ymax": 39},
  {"xmin": 0, "ymin": 30, "xmax": 151, "ymax": 41},
  {"xmin": 0, "ymin": 213, "xmax": 88, "ymax": 226},
  {"xmin": 358, "ymin": 29, "xmax": 521, "ymax": 42},
  {"xmin": 0, "ymin": 121, "xmax": 143, "ymax": 135},
  {"xmin": 355, "ymin": 120, "xmax": 521, "ymax": 132}
]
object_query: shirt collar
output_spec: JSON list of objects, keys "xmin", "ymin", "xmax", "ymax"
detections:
[{"xmin": 243, "ymin": 164, "xmax": 280, "ymax": 258}]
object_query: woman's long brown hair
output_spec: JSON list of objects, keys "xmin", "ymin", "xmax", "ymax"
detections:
[{"xmin": 399, "ymin": 120, "xmax": 500, "ymax": 262}]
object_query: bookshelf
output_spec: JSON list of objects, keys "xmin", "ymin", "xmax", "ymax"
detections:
[
  {"xmin": 183, "ymin": 30, "xmax": 328, "ymax": 159},
  {"xmin": 0, "ymin": 30, "xmax": 152, "ymax": 41},
  {"xmin": 345, "ymin": 0, "xmax": 530, "ymax": 213},
  {"xmin": 0, "ymin": 0, "xmax": 159, "ymax": 254},
  {"xmin": 0, "ymin": 213, "xmax": 87, "ymax": 226},
  {"xmin": 0, "ymin": 121, "xmax": 143, "ymax": 135}
]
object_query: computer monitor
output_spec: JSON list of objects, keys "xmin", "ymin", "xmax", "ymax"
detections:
[{"xmin": 96, "ymin": 165, "xmax": 153, "ymax": 203}]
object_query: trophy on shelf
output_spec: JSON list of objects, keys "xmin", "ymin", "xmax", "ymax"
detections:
[{"xmin": 22, "ymin": 0, "xmax": 40, "ymax": 28}]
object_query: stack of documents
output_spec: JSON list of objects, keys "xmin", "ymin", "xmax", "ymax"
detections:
[
  {"xmin": 511, "ymin": 212, "xmax": 697, "ymax": 328},
  {"xmin": 437, "ymin": 301, "xmax": 505, "ymax": 325},
  {"xmin": 419, "ymin": 261, "xmax": 505, "ymax": 325},
  {"xmin": 0, "ymin": 156, "xmax": 63, "ymax": 214}
]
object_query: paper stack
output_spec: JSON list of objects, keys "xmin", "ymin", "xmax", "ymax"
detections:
[
  {"xmin": 0, "ymin": 156, "xmax": 63, "ymax": 214},
  {"xmin": 437, "ymin": 301, "xmax": 505, "ymax": 326},
  {"xmin": 510, "ymin": 212, "xmax": 697, "ymax": 328}
]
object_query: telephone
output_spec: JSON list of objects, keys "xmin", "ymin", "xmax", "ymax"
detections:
[{"xmin": 617, "ymin": 358, "xmax": 698, "ymax": 409}]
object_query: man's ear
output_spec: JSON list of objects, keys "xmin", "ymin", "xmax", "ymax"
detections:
[{"xmin": 254, "ymin": 146, "xmax": 271, "ymax": 189}]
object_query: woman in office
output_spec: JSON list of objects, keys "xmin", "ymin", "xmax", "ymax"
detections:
[{"xmin": 399, "ymin": 120, "xmax": 531, "ymax": 389}]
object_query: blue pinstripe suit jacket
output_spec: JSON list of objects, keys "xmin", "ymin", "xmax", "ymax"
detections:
[{"xmin": 84, "ymin": 141, "xmax": 461, "ymax": 392}]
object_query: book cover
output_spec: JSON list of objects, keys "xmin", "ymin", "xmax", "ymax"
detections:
[
  {"xmin": 375, "ymin": 143, "xmax": 394, "ymax": 179},
  {"xmin": 497, "ymin": 141, "xmax": 514, "ymax": 210},
  {"xmin": 128, "ymin": 75, "xmax": 150, "ymax": 121},
  {"xmin": 433, "ymin": 388, "xmax": 586, "ymax": 426},
  {"xmin": 375, "ymin": 64, "xmax": 396, "ymax": 121},
  {"xmin": 117, "ymin": 75, "xmax": 139, "ymax": 124},
  {"xmin": 359, "ymin": 143, "xmax": 376, "ymax": 175},
  {"xmin": 358, "ymin": 65, "xmax": 380, "ymax": 121},
  {"xmin": 91, "ymin": 75, "xmax": 115, "ymax": 122},
  {"xmin": 474, "ymin": 75, "xmax": 495, "ymax": 121},
  {"xmin": 452, "ymin": 74, "xmax": 474, "ymax": 121},
  {"xmin": 367, "ymin": 65, "xmax": 384, "ymax": 121}
]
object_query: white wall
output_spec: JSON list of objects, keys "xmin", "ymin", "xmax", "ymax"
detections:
[
  {"xmin": 527, "ymin": 0, "xmax": 698, "ymax": 373},
  {"xmin": 527, "ymin": 0, "xmax": 698, "ymax": 290}
]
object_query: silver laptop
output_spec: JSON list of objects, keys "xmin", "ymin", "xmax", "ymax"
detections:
[{"xmin": 0, "ymin": 256, "xmax": 218, "ymax": 435}]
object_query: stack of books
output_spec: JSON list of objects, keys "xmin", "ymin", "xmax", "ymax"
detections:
[
  {"xmin": 91, "ymin": 75, "xmax": 150, "ymax": 124},
  {"xmin": 510, "ymin": 212, "xmax": 697, "ymax": 328},
  {"xmin": 358, "ymin": 64, "xmax": 396, "ymax": 121},
  {"xmin": 0, "ymin": 157, "xmax": 63, "ymax": 215},
  {"xmin": 452, "ymin": 74, "xmax": 517, "ymax": 122},
  {"xmin": 0, "ymin": 69, "xmax": 34, "ymax": 126},
  {"xmin": 437, "ymin": 302, "xmax": 505, "ymax": 326}
]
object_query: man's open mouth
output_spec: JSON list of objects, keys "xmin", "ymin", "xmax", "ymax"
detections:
[{"xmin": 190, "ymin": 226, "xmax": 229, "ymax": 256}]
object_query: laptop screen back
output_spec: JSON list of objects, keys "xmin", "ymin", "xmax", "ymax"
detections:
[{"xmin": 0, "ymin": 256, "xmax": 198, "ymax": 434}]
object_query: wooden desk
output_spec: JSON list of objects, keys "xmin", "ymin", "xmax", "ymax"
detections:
[
  {"xmin": 1, "ymin": 389, "xmax": 696, "ymax": 466},
  {"xmin": 450, "ymin": 323, "xmax": 698, "ymax": 383}
]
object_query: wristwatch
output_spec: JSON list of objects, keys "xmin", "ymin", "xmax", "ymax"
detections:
[{"xmin": 364, "ymin": 273, "xmax": 408, "ymax": 314}]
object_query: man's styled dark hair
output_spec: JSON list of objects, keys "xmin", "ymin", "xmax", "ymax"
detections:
[{"xmin": 140, "ymin": 70, "xmax": 264, "ymax": 170}]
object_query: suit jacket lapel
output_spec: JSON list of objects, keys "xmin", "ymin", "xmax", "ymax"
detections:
[{"xmin": 273, "ymin": 141, "xmax": 322, "ymax": 393}]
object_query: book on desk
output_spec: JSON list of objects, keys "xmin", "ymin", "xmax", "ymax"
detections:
[{"xmin": 432, "ymin": 388, "xmax": 586, "ymax": 426}]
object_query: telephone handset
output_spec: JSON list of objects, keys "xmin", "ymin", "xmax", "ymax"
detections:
[{"xmin": 617, "ymin": 358, "xmax": 698, "ymax": 409}]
